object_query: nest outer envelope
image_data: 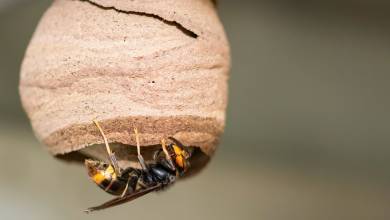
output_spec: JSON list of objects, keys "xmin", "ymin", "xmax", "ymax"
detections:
[{"xmin": 19, "ymin": 0, "xmax": 230, "ymax": 173}]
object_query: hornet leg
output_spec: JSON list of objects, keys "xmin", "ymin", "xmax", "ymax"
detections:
[
  {"xmin": 161, "ymin": 139, "xmax": 176, "ymax": 171},
  {"xmin": 134, "ymin": 128, "xmax": 148, "ymax": 171},
  {"xmin": 120, "ymin": 178, "xmax": 131, "ymax": 197},
  {"xmin": 93, "ymin": 120, "xmax": 121, "ymax": 176}
]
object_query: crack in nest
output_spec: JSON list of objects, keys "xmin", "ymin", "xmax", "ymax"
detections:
[{"xmin": 79, "ymin": 0, "xmax": 198, "ymax": 38}]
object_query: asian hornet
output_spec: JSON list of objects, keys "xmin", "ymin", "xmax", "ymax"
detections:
[{"xmin": 84, "ymin": 120, "xmax": 191, "ymax": 213}]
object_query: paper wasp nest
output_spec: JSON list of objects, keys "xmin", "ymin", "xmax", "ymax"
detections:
[{"xmin": 19, "ymin": 0, "xmax": 230, "ymax": 175}]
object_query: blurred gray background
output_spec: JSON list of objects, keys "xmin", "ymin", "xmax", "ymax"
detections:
[{"xmin": 1, "ymin": 0, "xmax": 390, "ymax": 219}]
